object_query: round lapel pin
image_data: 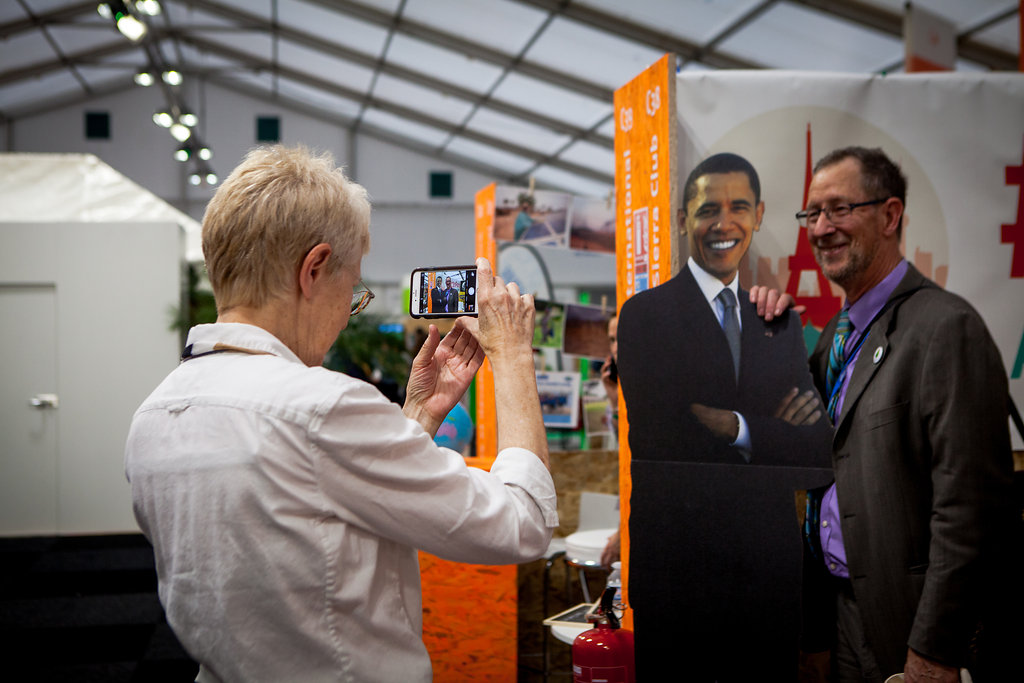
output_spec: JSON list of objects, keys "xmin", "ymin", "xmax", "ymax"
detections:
[{"xmin": 873, "ymin": 346, "xmax": 883, "ymax": 364}]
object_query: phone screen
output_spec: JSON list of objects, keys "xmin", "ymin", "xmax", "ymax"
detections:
[{"xmin": 409, "ymin": 266, "xmax": 477, "ymax": 318}]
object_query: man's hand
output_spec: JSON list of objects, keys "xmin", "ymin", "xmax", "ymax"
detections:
[
  {"xmin": 774, "ymin": 387, "xmax": 823, "ymax": 426},
  {"xmin": 903, "ymin": 648, "xmax": 959, "ymax": 683},
  {"xmin": 749, "ymin": 285, "xmax": 806, "ymax": 322},
  {"xmin": 690, "ymin": 403, "xmax": 739, "ymax": 442},
  {"xmin": 600, "ymin": 529, "xmax": 621, "ymax": 567},
  {"xmin": 403, "ymin": 319, "xmax": 484, "ymax": 437}
]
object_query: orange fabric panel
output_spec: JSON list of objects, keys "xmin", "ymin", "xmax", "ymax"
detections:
[
  {"xmin": 420, "ymin": 552, "xmax": 518, "ymax": 681},
  {"xmin": 612, "ymin": 53, "xmax": 678, "ymax": 630},
  {"xmin": 419, "ymin": 455, "xmax": 517, "ymax": 680}
]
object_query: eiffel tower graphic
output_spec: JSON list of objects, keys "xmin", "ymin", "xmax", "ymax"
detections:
[
  {"xmin": 1001, "ymin": 135, "xmax": 1024, "ymax": 278},
  {"xmin": 785, "ymin": 125, "xmax": 842, "ymax": 329}
]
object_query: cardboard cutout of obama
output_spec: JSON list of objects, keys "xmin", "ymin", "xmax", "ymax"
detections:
[
  {"xmin": 616, "ymin": 153, "xmax": 833, "ymax": 681},
  {"xmin": 430, "ymin": 275, "xmax": 445, "ymax": 314}
]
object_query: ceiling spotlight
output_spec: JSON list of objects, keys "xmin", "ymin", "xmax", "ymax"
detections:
[
  {"xmin": 174, "ymin": 146, "xmax": 192, "ymax": 162},
  {"xmin": 135, "ymin": 0, "xmax": 163, "ymax": 16},
  {"xmin": 116, "ymin": 14, "xmax": 147, "ymax": 42},
  {"xmin": 179, "ymin": 112, "xmax": 198, "ymax": 127},
  {"xmin": 133, "ymin": 71, "xmax": 154, "ymax": 87},
  {"xmin": 206, "ymin": 173, "xmax": 219, "ymax": 185},
  {"xmin": 99, "ymin": 2, "xmax": 147, "ymax": 42},
  {"xmin": 153, "ymin": 110, "xmax": 174, "ymax": 127},
  {"xmin": 197, "ymin": 146, "xmax": 212, "ymax": 161},
  {"xmin": 189, "ymin": 173, "xmax": 202, "ymax": 186},
  {"xmin": 169, "ymin": 123, "xmax": 192, "ymax": 142},
  {"xmin": 162, "ymin": 70, "xmax": 183, "ymax": 86}
]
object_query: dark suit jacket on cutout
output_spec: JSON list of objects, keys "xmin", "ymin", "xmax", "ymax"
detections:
[
  {"xmin": 430, "ymin": 287, "xmax": 445, "ymax": 313},
  {"xmin": 617, "ymin": 265, "xmax": 833, "ymax": 680}
]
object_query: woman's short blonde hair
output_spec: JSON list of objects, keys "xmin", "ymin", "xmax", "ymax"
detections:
[{"xmin": 202, "ymin": 145, "xmax": 371, "ymax": 311}]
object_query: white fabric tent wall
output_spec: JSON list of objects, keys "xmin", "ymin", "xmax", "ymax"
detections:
[
  {"xmin": 0, "ymin": 152, "xmax": 202, "ymax": 263},
  {"xmin": 1, "ymin": 153, "xmax": 187, "ymax": 534}
]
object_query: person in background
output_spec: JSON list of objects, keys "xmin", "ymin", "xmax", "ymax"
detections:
[
  {"xmin": 792, "ymin": 146, "xmax": 1018, "ymax": 683},
  {"xmin": 599, "ymin": 314, "xmax": 621, "ymax": 567},
  {"xmin": 409, "ymin": 326, "xmax": 429, "ymax": 357},
  {"xmin": 600, "ymin": 314, "xmax": 620, "ymax": 435},
  {"xmin": 124, "ymin": 145, "xmax": 557, "ymax": 683},
  {"xmin": 514, "ymin": 195, "xmax": 535, "ymax": 241}
]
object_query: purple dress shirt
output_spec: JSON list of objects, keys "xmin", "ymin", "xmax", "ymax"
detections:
[{"xmin": 821, "ymin": 260, "xmax": 909, "ymax": 578}]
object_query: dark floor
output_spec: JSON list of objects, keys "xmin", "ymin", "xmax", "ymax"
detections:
[
  {"xmin": 518, "ymin": 554, "xmax": 610, "ymax": 682},
  {"xmin": 0, "ymin": 534, "xmax": 198, "ymax": 682},
  {"xmin": 0, "ymin": 533, "xmax": 605, "ymax": 682}
]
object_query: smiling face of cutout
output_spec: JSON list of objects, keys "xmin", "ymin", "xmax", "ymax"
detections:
[{"xmin": 680, "ymin": 171, "xmax": 764, "ymax": 285}]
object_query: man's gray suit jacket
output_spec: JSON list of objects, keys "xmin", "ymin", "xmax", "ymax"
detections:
[{"xmin": 807, "ymin": 263, "xmax": 1017, "ymax": 676}]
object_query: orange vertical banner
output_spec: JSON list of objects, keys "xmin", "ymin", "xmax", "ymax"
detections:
[
  {"xmin": 612, "ymin": 53, "xmax": 678, "ymax": 629},
  {"xmin": 473, "ymin": 183, "xmax": 498, "ymax": 463}
]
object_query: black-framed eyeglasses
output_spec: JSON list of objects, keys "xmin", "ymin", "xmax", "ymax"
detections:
[
  {"xmin": 795, "ymin": 198, "xmax": 889, "ymax": 227},
  {"xmin": 351, "ymin": 280, "xmax": 374, "ymax": 315}
]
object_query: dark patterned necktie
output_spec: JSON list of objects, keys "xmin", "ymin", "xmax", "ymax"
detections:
[
  {"xmin": 717, "ymin": 288, "xmax": 740, "ymax": 381},
  {"xmin": 825, "ymin": 309, "xmax": 852, "ymax": 420}
]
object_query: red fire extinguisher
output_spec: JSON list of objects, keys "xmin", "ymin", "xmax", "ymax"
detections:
[{"xmin": 571, "ymin": 585, "xmax": 635, "ymax": 683}]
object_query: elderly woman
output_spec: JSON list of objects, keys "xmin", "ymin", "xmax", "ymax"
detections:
[{"xmin": 125, "ymin": 145, "xmax": 556, "ymax": 683}]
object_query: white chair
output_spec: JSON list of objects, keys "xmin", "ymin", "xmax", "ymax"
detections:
[
  {"xmin": 541, "ymin": 491, "xmax": 619, "ymax": 564},
  {"xmin": 576, "ymin": 491, "xmax": 621, "ymax": 532},
  {"xmin": 562, "ymin": 491, "xmax": 619, "ymax": 602}
]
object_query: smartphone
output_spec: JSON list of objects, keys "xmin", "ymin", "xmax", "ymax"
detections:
[{"xmin": 409, "ymin": 266, "xmax": 477, "ymax": 318}]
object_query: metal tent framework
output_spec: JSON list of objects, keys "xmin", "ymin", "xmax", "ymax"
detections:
[{"xmin": 1, "ymin": 0, "xmax": 1019, "ymax": 196}]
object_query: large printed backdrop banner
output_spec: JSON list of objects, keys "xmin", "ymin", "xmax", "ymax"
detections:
[{"xmin": 675, "ymin": 71, "xmax": 1024, "ymax": 448}]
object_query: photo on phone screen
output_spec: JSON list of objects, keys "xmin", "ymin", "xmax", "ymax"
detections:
[{"xmin": 409, "ymin": 266, "xmax": 477, "ymax": 318}]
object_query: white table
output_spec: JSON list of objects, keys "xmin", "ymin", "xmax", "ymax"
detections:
[{"xmin": 550, "ymin": 623, "xmax": 589, "ymax": 645}]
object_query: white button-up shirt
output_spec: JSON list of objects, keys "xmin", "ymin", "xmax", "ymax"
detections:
[{"xmin": 125, "ymin": 323, "xmax": 558, "ymax": 683}]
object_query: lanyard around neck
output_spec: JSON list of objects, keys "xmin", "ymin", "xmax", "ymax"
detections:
[
  {"xmin": 826, "ymin": 331, "xmax": 870, "ymax": 411},
  {"xmin": 181, "ymin": 342, "xmax": 273, "ymax": 362}
]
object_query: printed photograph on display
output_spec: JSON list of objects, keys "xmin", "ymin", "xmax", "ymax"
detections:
[
  {"xmin": 581, "ymin": 378, "xmax": 614, "ymax": 448},
  {"xmin": 532, "ymin": 300, "xmax": 565, "ymax": 350},
  {"xmin": 492, "ymin": 186, "xmax": 572, "ymax": 248},
  {"xmin": 581, "ymin": 374, "xmax": 607, "ymax": 404},
  {"xmin": 568, "ymin": 196, "xmax": 616, "ymax": 253},
  {"xmin": 536, "ymin": 371, "xmax": 581, "ymax": 429},
  {"xmin": 562, "ymin": 303, "xmax": 616, "ymax": 359}
]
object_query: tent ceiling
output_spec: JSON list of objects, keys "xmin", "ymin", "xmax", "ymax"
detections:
[{"xmin": 1, "ymin": 0, "xmax": 1019, "ymax": 197}]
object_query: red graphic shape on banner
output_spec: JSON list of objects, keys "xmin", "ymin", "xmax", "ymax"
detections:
[
  {"xmin": 1000, "ymin": 138, "xmax": 1024, "ymax": 278},
  {"xmin": 787, "ymin": 124, "xmax": 842, "ymax": 328},
  {"xmin": 786, "ymin": 229, "xmax": 842, "ymax": 329}
]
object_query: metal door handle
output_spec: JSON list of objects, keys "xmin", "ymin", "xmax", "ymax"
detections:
[{"xmin": 30, "ymin": 394, "xmax": 59, "ymax": 408}]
